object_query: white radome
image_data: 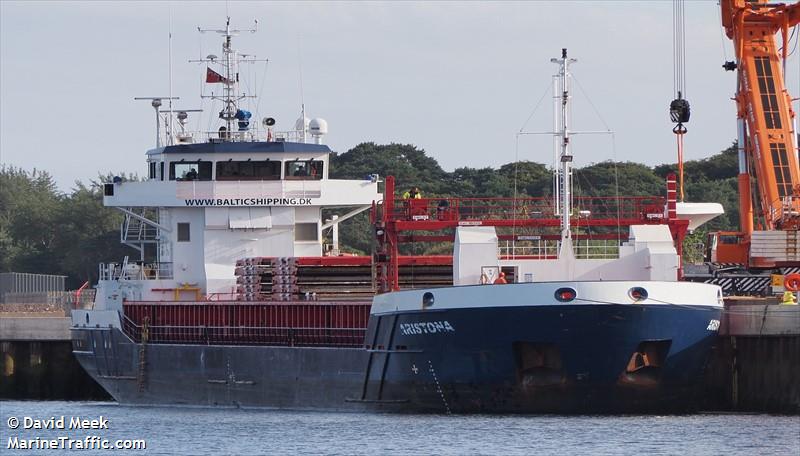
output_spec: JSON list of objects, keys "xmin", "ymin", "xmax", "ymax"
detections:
[
  {"xmin": 309, "ymin": 118, "xmax": 328, "ymax": 137},
  {"xmin": 295, "ymin": 116, "xmax": 310, "ymax": 132}
]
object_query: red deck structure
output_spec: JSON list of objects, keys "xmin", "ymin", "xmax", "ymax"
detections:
[
  {"xmin": 373, "ymin": 174, "xmax": 688, "ymax": 291},
  {"xmin": 122, "ymin": 301, "xmax": 371, "ymax": 347}
]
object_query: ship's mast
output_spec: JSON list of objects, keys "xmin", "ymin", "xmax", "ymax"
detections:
[
  {"xmin": 194, "ymin": 17, "xmax": 262, "ymax": 138},
  {"xmin": 551, "ymin": 48, "xmax": 577, "ymax": 254}
]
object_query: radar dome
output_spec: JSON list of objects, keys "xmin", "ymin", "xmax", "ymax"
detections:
[
  {"xmin": 309, "ymin": 118, "xmax": 328, "ymax": 136},
  {"xmin": 295, "ymin": 116, "xmax": 310, "ymax": 132}
]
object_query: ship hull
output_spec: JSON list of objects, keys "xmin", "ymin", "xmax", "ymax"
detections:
[
  {"xmin": 72, "ymin": 301, "xmax": 720, "ymax": 413},
  {"xmin": 71, "ymin": 328, "xmax": 371, "ymax": 411},
  {"xmin": 365, "ymin": 304, "xmax": 721, "ymax": 414}
]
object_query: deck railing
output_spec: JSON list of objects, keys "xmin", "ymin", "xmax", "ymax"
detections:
[
  {"xmin": 169, "ymin": 128, "xmax": 305, "ymax": 145},
  {"xmin": 389, "ymin": 196, "xmax": 666, "ymax": 224},
  {"xmin": 121, "ymin": 301, "xmax": 371, "ymax": 348},
  {"xmin": 99, "ymin": 262, "xmax": 174, "ymax": 281}
]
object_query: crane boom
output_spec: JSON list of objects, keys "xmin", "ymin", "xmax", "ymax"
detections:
[
  {"xmin": 709, "ymin": 0, "xmax": 800, "ymax": 272},
  {"xmin": 722, "ymin": 0, "xmax": 800, "ymax": 233}
]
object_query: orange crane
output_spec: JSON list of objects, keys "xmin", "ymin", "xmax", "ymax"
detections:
[{"xmin": 708, "ymin": 0, "xmax": 800, "ymax": 274}]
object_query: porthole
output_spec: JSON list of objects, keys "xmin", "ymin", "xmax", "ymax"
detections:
[
  {"xmin": 554, "ymin": 288, "xmax": 576, "ymax": 302},
  {"xmin": 422, "ymin": 292, "xmax": 435, "ymax": 308},
  {"xmin": 629, "ymin": 287, "xmax": 648, "ymax": 301}
]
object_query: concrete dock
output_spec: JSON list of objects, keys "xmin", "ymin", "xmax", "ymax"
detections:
[
  {"xmin": 0, "ymin": 311, "xmax": 108, "ymax": 400},
  {"xmin": 704, "ymin": 300, "xmax": 800, "ymax": 414},
  {"xmin": 1, "ymin": 316, "xmax": 72, "ymax": 340}
]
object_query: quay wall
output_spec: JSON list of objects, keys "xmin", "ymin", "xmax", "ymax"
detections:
[
  {"xmin": 0, "ymin": 312, "xmax": 108, "ymax": 400},
  {"xmin": 0, "ymin": 339, "xmax": 109, "ymax": 400},
  {"xmin": 704, "ymin": 301, "xmax": 800, "ymax": 414}
]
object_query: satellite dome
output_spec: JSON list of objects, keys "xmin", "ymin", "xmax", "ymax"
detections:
[
  {"xmin": 309, "ymin": 118, "xmax": 328, "ymax": 136},
  {"xmin": 295, "ymin": 116, "xmax": 310, "ymax": 132}
]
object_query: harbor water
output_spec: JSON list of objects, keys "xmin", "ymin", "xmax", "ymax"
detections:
[{"xmin": 1, "ymin": 401, "xmax": 798, "ymax": 455}]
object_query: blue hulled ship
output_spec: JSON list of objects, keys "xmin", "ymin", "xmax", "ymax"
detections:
[{"xmin": 71, "ymin": 24, "xmax": 724, "ymax": 413}]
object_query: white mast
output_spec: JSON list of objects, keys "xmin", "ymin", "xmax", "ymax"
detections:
[
  {"xmin": 552, "ymin": 74, "xmax": 561, "ymax": 217},
  {"xmin": 134, "ymin": 97, "xmax": 179, "ymax": 148},
  {"xmin": 195, "ymin": 17, "xmax": 261, "ymax": 139},
  {"xmin": 168, "ymin": 7, "xmax": 174, "ymax": 145},
  {"xmin": 551, "ymin": 48, "xmax": 577, "ymax": 256},
  {"xmin": 517, "ymin": 49, "xmax": 613, "ymax": 261}
]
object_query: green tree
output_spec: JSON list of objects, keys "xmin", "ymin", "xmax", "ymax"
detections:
[
  {"xmin": 497, "ymin": 161, "xmax": 552, "ymax": 197},
  {"xmin": 574, "ymin": 161, "xmax": 664, "ymax": 197},
  {"xmin": 0, "ymin": 167, "xmax": 138, "ymax": 288},
  {"xmin": 54, "ymin": 180, "xmax": 132, "ymax": 288},
  {"xmin": 0, "ymin": 166, "xmax": 62, "ymax": 273},
  {"xmin": 330, "ymin": 142, "xmax": 449, "ymax": 196}
]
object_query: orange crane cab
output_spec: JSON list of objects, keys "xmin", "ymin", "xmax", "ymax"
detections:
[
  {"xmin": 709, "ymin": 0, "xmax": 800, "ymax": 270},
  {"xmin": 706, "ymin": 230, "xmax": 750, "ymax": 264}
]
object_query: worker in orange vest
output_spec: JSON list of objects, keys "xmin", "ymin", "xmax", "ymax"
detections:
[{"xmin": 494, "ymin": 272, "xmax": 508, "ymax": 284}]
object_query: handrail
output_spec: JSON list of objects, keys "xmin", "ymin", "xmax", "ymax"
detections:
[
  {"xmin": 100, "ymin": 262, "xmax": 174, "ymax": 281},
  {"xmin": 123, "ymin": 299, "xmax": 372, "ymax": 306},
  {"xmin": 386, "ymin": 196, "xmax": 666, "ymax": 224},
  {"xmin": 121, "ymin": 317, "xmax": 367, "ymax": 347},
  {"xmin": 120, "ymin": 300, "xmax": 371, "ymax": 347}
]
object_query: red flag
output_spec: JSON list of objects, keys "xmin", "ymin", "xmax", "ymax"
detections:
[{"xmin": 206, "ymin": 67, "xmax": 229, "ymax": 84}]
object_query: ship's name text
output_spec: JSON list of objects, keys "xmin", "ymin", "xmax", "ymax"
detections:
[
  {"xmin": 399, "ymin": 321, "xmax": 455, "ymax": 336},
  {"xmin": 184, "ymin": 198, "xmax": 313, "ymax": 207}
]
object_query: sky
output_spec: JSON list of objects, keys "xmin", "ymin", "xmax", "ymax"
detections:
[{"xmin": 1, "ymin": 1, "xmax": 799, "ymax": 191}]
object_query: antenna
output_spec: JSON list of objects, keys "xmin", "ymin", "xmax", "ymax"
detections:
[
  {"xmin": 168, "ymin": 6, "xmax": 174, "ymax": 145},
  {"xmin": 192, "ymin": 17, "xmax": 264, "ymax": 138},
  {"xmin": 297, "ymin": 34, "xmax": 306, "ymax": 143},
  {"xmin": 551, "ymin": 48, "xmax": 578, "ymax": 247},
  {"xmin": 159, "ymin": 108, "xmax": 203, "ymax": 138},
  {"xmin": 517, "ymin": 49, "xmax": 613, "ymax": 259},
  {"xmin": 135, "ymin": 97, "xmax": 180, "ymax": 147}
]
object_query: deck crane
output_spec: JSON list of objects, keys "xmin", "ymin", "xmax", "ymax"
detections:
[{"xmin": 707, "ymin": 0, "xmax": 800, "ymax": 287}]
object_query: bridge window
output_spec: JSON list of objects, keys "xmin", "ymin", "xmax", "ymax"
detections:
[
  {"xmin": 216, "ymin": 160, "xmax": 281, "ymax": 181},
  {"xmin": 170, "ymin": 161, "xmax": 212, "ymax": 181},
  {"xmin": 148, "ymin": 162, "xmax": 157, "ymax": 179},
  {"xmin": 285, "ymin": 160, "xmax": 323, "ymax": 180}
]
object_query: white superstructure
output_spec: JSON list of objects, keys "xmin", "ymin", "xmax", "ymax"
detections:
[{"xmin": 94, "ymin": 19, "xmax": 380, "ymax": 309}]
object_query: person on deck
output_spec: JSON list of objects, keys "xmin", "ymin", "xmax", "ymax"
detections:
[
  {"xmin": 781, "ymin": 291, "xmax": 798, "ymax": 305},
  {"xmin": 403, "ymin": 187, "xmax": 422, "ymax": 199},
  {"xmin": 494, "ymin": 272, "xmax": 508, "ymax": 284}
]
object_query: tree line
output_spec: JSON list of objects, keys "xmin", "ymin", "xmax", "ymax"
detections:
[
  {"xmin": 0, "ymin": 142, "xmax": 739, "ymax": 288},
  {"xmin": 330, "ymin": 142, "xmax": 740, "ymax": 255}
]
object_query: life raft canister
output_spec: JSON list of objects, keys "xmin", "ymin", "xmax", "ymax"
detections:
[{"xmin": 785, "ymin": 273, "xmax": 800, "ymax": 292}]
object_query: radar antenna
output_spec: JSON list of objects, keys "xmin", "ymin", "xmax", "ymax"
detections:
[
  {"xmin": 134, "ymin": 97, "xmax": 180, "ymax": 147},
  {"xmin": 191, "ymin": 17, "xmax": 267, "ymax": 139}
]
